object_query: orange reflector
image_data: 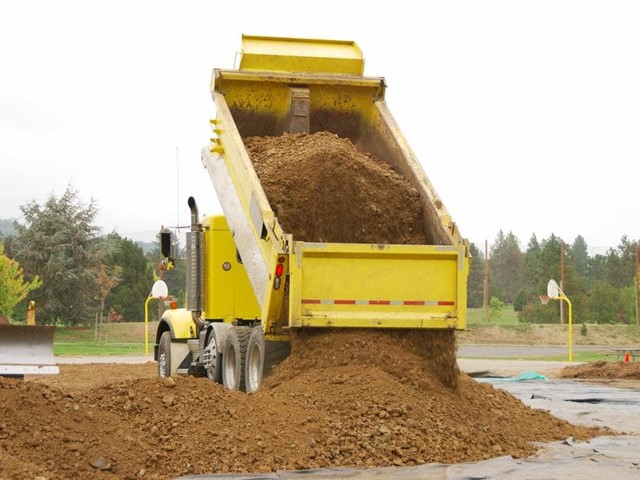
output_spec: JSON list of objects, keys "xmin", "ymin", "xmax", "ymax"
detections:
[
  {"xmin": 169, "ymin": 301, "xmax": 178, "ymax": 309},
  {"xmin": 275, "ymin": 263, "xmax": 284, "ymax": 277}
]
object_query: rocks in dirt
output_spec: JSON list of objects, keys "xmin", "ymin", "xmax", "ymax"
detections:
[
  {"xmin": 1, "ymin": 363, "xmax": 609, "ymax": 479},
  {"xmin": 162, "ymin": 377, "xmax": 176, "ymax": 388},
  {"xmin": 89, "ymin": 456, "xmax": 113, "ymax": 471},
  {"xmin": 245, "ymin": 131, "xmax": 427, "ymax": 245}
]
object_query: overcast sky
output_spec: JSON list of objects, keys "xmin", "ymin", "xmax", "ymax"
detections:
[{"xmin": 1, "ymin": 1, "xmax": 638, "ymax": 251}]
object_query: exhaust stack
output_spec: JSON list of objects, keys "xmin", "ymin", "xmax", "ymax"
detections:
[{"xmin": 186, "ymin": 197, "xmax": 206, "ymax": 329}]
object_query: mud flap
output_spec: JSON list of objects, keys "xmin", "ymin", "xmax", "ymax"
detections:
[
  {"xmin": 0, "ymin": 325, "xmax": 59, "ymax": 375},
  {"xmin": 172, "ymin": 342, "xmax": 191, "ymax": 376}
]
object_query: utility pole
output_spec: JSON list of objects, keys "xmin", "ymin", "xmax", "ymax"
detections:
[
  {"xmin": 484, "ymin": 240, "xmax": 489, "ymax": 322},
  {"xmin": 635, "ymin": 240, "xmax": 640, "ymax": 325},
  {"xmin": 560, "ymin": 240, "xmax": 565, "ymax": 325}
]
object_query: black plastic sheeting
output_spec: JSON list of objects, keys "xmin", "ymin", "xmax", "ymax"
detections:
[
  {"xmin": 177, "ymin": 436, "xmax": 640, "ymax": 479},
  {"xmin": 177, "ymin": 379, "xmax": 640, "ymax": 480}
]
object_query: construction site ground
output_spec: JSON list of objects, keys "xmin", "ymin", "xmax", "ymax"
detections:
[
  {"xmin": 4, "ymin": 132, "xmax": 640, "ymax": 478},
  {"xmin": 1, "ymin": 342, "xmax": 639, "ymax": 479}
]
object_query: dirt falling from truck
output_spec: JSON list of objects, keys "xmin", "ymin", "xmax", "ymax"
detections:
[
  {"xmin": 246, "ymin": 130, "xmax": 458, "ymax": 382},
  {"xmin": 246, "ymin": 130, "xmax": 457, "ymax": 385},
  {"xmin": 268, "ymin": 328, "xmax": 460, "ymax": 389}
]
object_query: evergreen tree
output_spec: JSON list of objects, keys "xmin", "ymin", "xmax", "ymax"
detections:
[
  {"xmin": 603, "ymin": 247, "xmax": 623, "ymax": 289},
  {"xmin": 522, "ymin": 234, "xmax": 543, "ymax": 300},
  {"xmin": 513, "ymin": 288, "xmax": 529, "ymax": 312},
  {"xmin": 13, "ymin": 186, "xmax": 101, "ymax": 325},
  {"xmin": 569, "ymin": 235, "xmax": 589, "ymax": 284},
  {"xmin": 584, "ymin": 281, "xmax": 622, "ymax": 324},
  {"xmin": 489, "ymin": 230, "xmax": 523, "ymax": 304},
  {"xmin": 616, "ymin": 235, "xmax": 637, "ymax": 288},
  {"xmin": 588, "ymin": 253, "xmax": 607, "ymax": 285},
  {"xmin": 539, "ymin": 234, "xmax": 563, "ymax": 290},
  {"xmin": 101, "ymin": 233, "xmax": 154, "ymax": 321},
  {"xmin": 466, "ymin": 242, "xmax": 485, "ymax": 308}
]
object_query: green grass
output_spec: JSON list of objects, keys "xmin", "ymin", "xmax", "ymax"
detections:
[
  {"xmin": 52, "ymin": 321, "xmax": 158, "ymax": 356},
  {"xmin": 467, "ymin": 306, "xmax": 520, "ymax": 326},
  {"xmin": 539, "ymin": 352, "xmax": 607, "ymax": 362},
  {"xmin": 54, "ymin": 342, "xmax": 148, "ymax": 356},
  {"xmin": 462, "ymin": 352, "xmax": 614, "ymax": 363},
  {"xmin": 526, "ymin": 351, "xmax": 610, "ymax": 362}
]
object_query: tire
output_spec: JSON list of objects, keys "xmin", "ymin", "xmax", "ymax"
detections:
[
  {"xmin": 157, "ymin": 331, "xmax": 172, "ymax": 378},
  {"xmin": 204, "ymin": 323, "xmax": 232, "ymax": 384},
  {"xmin": 245, "ymin": 327, "xmax": 266, "ymax": 394},
  {"xmin": 222, "ymin": 326, "xmax": 251, "ymax": 392}
]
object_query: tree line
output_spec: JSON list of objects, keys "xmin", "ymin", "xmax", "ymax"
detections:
[
  {"xmin": 2, "ymin": 186, "xmax": 637, "ymax": 326},
  {"xmin": 0, "ymin": 186, "xmax": 185, "ymax": 326},
  {"xmin": 467, "ymin": 231, "xmax": 640, "ymax": 325}
]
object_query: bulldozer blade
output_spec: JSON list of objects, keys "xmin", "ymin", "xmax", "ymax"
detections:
[{"xmin": 0, "ymin": 325, "xmax": 59, "ymax": 375}]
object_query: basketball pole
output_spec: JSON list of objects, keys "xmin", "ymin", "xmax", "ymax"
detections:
[{"xmin": 546, "ymin": 279, "xmax": 573, "ymax": 363}]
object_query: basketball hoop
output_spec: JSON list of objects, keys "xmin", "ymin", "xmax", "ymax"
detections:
[{"xmin": 539, "ymin": 295, "xmax": 550, "ymax": 305}]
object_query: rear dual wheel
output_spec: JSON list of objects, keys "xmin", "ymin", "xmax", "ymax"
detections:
[
  {"xmin": 245, "ymin": 327, "xmax": 266, "ymax": 393},
  {"xmin": 222, "ymin": 326, "xmax": 265, "ymax": 393},
  {"xmin": 204, "ymin": 323, "xmax": 232, "ymax": 384}
]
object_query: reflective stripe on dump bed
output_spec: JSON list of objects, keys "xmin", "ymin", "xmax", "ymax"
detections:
[{"xmin": 289, "ymin": 242, "xmax": 468, "ymax": 330}]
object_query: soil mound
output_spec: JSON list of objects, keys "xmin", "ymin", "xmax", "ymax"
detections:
[
  {"xmin": 2, "ymin": 353, "xmax": 608, "ymax": 480},
  {"xmin": 561, "ymin": 360, "xmax": 640, "ymax": 380},
  {"xmin": 245, "ymin": 131, "xmax": 427, "ymax": 244}
]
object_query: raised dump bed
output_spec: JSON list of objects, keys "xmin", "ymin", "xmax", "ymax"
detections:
[{"xmin": 201, "ymin": 35, "xmax": 470, "ymax": 335}]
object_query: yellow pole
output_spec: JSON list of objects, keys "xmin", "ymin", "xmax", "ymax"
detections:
[
  {"xmin": 566, "ymin": 296, "xmax": 573, "ymax": 363},
  {"xmin": 144, "ymin": 295, "xmax": 153, "ymax": 356},
  {"xmin": 26, "ymin": 300, "xmax": 36, "ymax": 326},
  {"xmin": 552, "ymin": 293, "xmax": 573, "ymax": 363}
]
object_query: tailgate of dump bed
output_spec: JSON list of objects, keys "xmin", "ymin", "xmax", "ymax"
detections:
[{"xmin": 289, "ymin": 242, "xmax": 468, "ymax": 329}]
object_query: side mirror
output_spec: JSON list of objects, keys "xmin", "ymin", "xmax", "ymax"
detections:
[{"xmin": 160, "ymin": 231, "xmax": 172, "ymax": 258}]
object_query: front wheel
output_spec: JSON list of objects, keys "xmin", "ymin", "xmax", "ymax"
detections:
[
  {"xmin": 245, "ymin": 327, "xmax": 265, "ymax": 394},
  {"xmin": 157, "ymin": 331, "xmax": 172, "ymax": 378}
]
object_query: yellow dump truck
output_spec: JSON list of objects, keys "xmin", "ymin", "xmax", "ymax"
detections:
[{"xmin": 154, "ymin": 35, "xmax": 470, "ymax": 392}]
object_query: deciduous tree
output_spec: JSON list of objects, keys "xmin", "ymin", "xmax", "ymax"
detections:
[{"xmin": 0, "ymin": 243, "xmax": 42, "ymax": 319}]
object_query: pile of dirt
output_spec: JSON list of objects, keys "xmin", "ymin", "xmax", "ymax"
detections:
[
  {"xmin": 561, "ymin": 360, "xmax": 640, "ymax": 380},
  {"xmin": 245, "ymin": 131, "xmax": 427, "ymax": 244},
  {"xmin": 2, "ymin": 334, "xmax": 609, "ymax": 480}
]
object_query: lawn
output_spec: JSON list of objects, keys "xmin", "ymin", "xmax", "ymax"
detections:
[
  {"xmin": 52, "ymin": 321, "xmax": 157, "ymax": 356},
  {"xmin": 467, "ymin": 306, "xmax": 520, "ymax": 325}
]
